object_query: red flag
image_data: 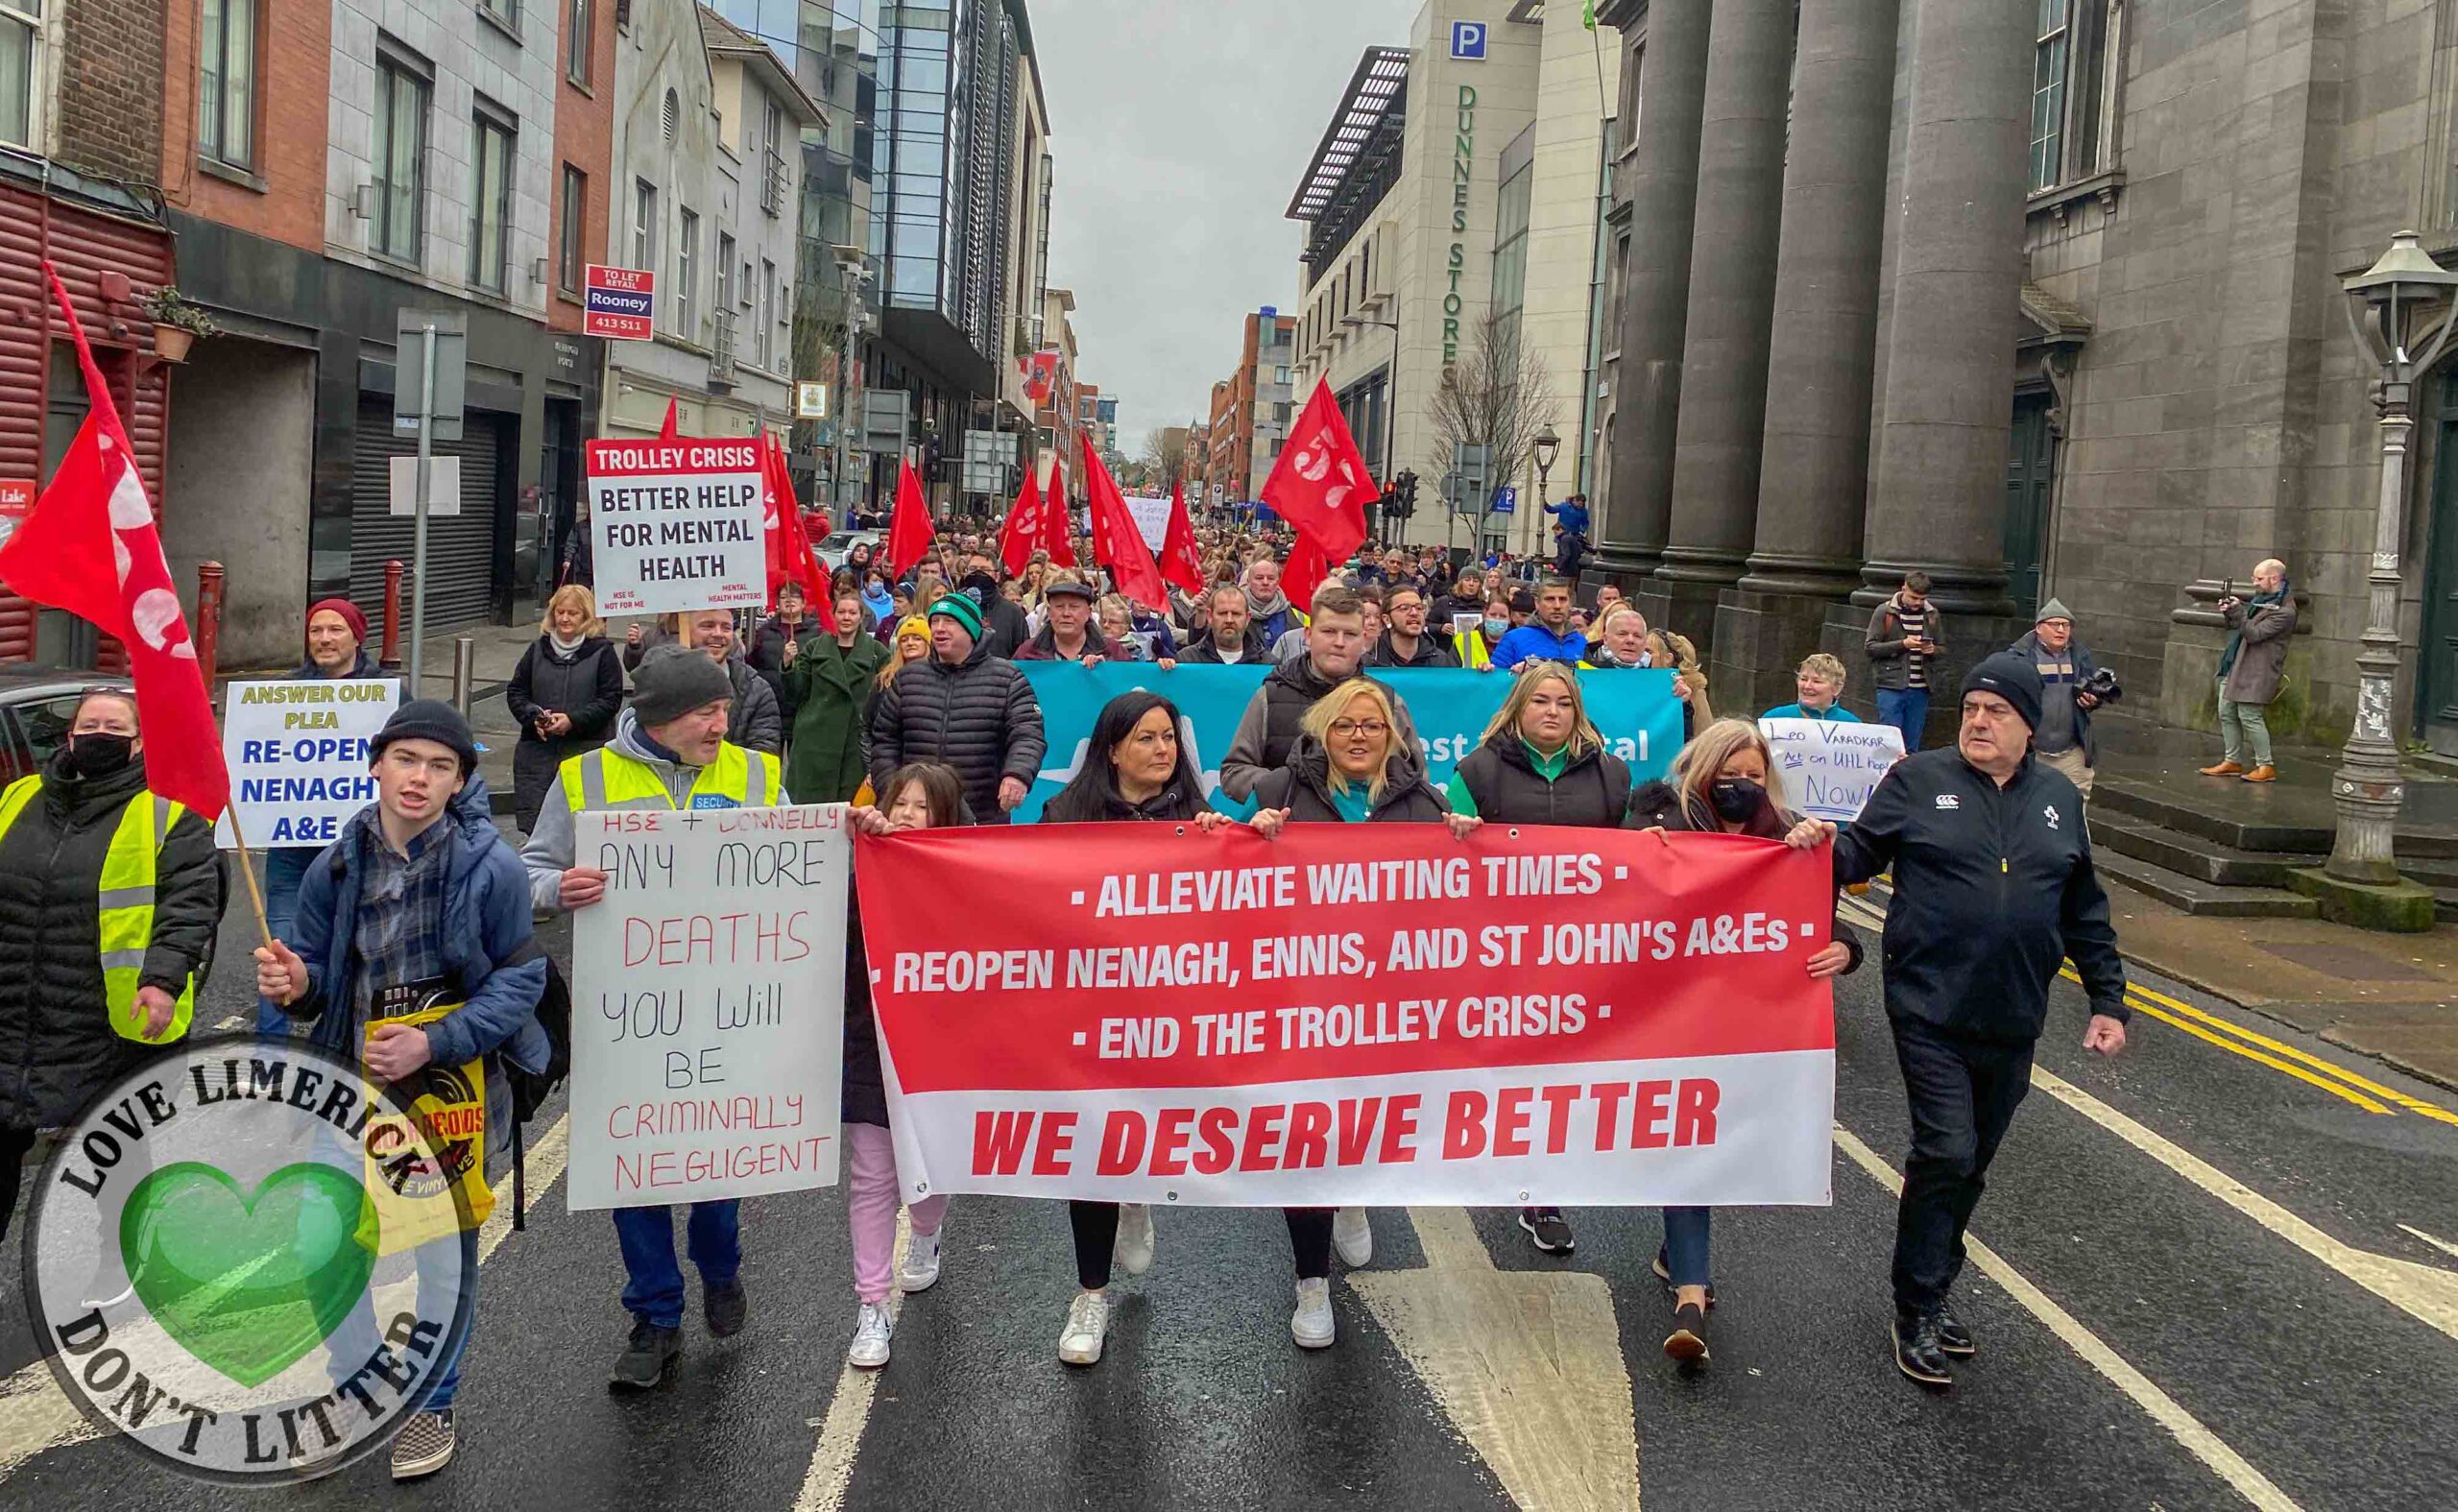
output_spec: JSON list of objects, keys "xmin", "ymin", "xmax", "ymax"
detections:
[
  {"xmin": 885, "ymin": 458, "xmax": 935, "ymax": 580},
  {"xmin": 760, "ymin": 433, "xmax": 827, "ymax": 606},
  {"xmin": 0, "ymin": 265, "xmax": 228, "ymax": 819},
  {"xmin": 1159, "ymin": 481, "xmax": 1203, "ymax": 595},
  {"xmin": 1260, "ymin": 379, "xmax": 1372, "ymax": 564},
  {"xmin": 1281, "ymin": 533, "xmax": 1330, "ymax": 622},
  {"xmin": 658, "ymin": 398, "xmax": 681, "ymax": 442},
  {"xmin": 998, "ymin": 463, "xmax": 1043, "ymax": 576},
  {"xmin": 1041, "ymin": 452, "xmax": 1075, "ymax": 567},
  {"xmin": 1080, "ymin": 433, "xmax": 1168, "ymax": 611}
]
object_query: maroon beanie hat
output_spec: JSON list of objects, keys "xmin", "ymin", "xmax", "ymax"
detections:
[{"xmin": 305, "ymin": 596, "xmax": 371, "ymax": 650}]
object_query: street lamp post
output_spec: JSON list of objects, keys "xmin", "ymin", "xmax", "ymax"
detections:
[
  {"xmin": 1530, "ymin": 422, "xmax": 1561, "ymax": 565},
  {"xmin": 2331, "ymin": 229, "xmax": 2458, "ymax": 884}
]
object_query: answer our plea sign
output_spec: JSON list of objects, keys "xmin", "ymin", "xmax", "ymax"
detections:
[
  {"xmin": 214, "ymin": 676, "xmax": 401, "ymax": 849},
  {"xmin": 585, "ymin": 437, "xmax": 765, "ymax": 615}
]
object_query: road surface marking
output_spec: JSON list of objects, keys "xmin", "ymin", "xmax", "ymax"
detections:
[
  {"xmin": 794, "ymin": 1210, "xmax": 910, "ymax": 1512},
  {"xmin": 2028, "ymin": 1067, "xmax": 2458, "ymax": 1340},
  {"xmin": 1830, "ymin": 1125, "xmax": 2302, "ymax": 1512},
  {"xmin": 2399, "ymin": 1225, "xmax": 2458, "ymax": 1262},
  {"xmin": 1349, "ymin": 1208, "xmax": 1640, "ymax": 1511},
  {"xmin": 0, "ymin": 1111, "xmax": 571, "ymax": 1483},
  {"xmin": 2119, "ymin": 976, "xmax": 2458, "ymax": 1127}
]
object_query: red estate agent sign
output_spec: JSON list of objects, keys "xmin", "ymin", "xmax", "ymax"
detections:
[
  {"xmin": 584, "ymin": 263, "xmax": 656, "ymax": 341},
  {"xmin": 0, "ymin": 481, "xmax": 33, "ymax": 551}
]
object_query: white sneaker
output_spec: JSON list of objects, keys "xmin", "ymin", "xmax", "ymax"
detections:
[
  {"xmin": 1290, "ymin": 1277, "xmax": 1335, "ymax": 1350},
  {"xmin": 1113, "ymin": 1203, "xmax": 1155, "ymax": 1277},
  {"xmin": 900, "ymin": 1227, "xmax": 943, "ymax": 1293},
  {"xmin": 1058, "ymin": 1289, "xmax": 1108, "ymax": 1366},
  {"xmin": 1332, "ymin": 1208, "xmax": 1373, "ymax": 1268},
  {"xmin": 846, "ymin": 1301, "xmax": 893, "ymax": 1369}
]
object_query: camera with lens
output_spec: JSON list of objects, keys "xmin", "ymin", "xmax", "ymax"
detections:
[{"xmin": 2081, "ymin": 665, "xmax": 2122, "ymax": 704}]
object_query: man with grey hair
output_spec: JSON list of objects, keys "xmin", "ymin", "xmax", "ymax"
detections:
[{"xmin": 2201, "ymin": 558, "xmax": 2295, "ymax": 784}]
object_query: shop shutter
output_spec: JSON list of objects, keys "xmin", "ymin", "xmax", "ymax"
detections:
[{"xmin": 349, "ymin": 401, "xmax": 502, "ymax": 632}]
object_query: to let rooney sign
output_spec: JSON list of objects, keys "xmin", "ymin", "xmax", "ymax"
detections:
[{"xmin": 585, "ymin": 264, "xmax": 656, "ymax": 340}]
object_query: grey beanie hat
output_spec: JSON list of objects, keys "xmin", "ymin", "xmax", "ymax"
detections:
[
  {"xmin": 2036, "ymin": 596, "xmax": 2074, "ymax": 625},
  {"xmin": 631, "ymin": 642, "xmax": 735, "ymax": 728}
]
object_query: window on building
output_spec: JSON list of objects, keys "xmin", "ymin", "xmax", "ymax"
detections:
[
  {"xmin": 373, "ymin": 49, "xmax": 431, "ymax": 264},
  {"xmin": 675, "ymin": 206, "xmax": 699, "ymax": 340},
  {"xmin": 558, "ymin": 162, "xmax": 586, "ymax": 295},
  {"xmin": 1275, "ymin": 366, "xmax": 1290, "ymax": 385},
  {"xmin": 198, "ymin": 0, "xmax": 255, "ymax": 170},
  {"xmin": 759, "ymin": 257, "xmax": 777, "ymax": 370},
  {"xmin": 0, "ymin": 0, "xmax": 41, "ymax": 151},
  {"xmin": 468, "ymin": 104, "xmax": 517, "ymax": 293},
  {"xmin": 715, "ymin": 230, "xmax": 736, "ymax": 312},
  {"xmin": 1490, "ymin": 154, "xmax": 1533, "ymax": 358},
  {"xmin": 2031, "ymin": 0, "xmax": 2117, "ymax": 192},
  {"xmin": 1619, "ymin": 43, "xmax": 1644, "ymax": 156},
  {"xmin": 632, "ymin": 178, "xmax": 657, "ymax": 276},
  {"xmin": 479, "ymin": 0, "xmax": 519, "ymax": 34},
  {"xmin": 566, "ymin": 0, "xmax": 590, "ymax": 86},
  {"xmin": 761, "ymin": 96, "xmax": 785, "ymax": 215}
]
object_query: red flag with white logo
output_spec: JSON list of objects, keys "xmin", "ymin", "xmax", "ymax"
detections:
[
  {"xmin": 0, "ymin": 264, "xmax": 229, "ymax": 819},
  {"xmin": 1041, "ymin": 451, "xmax": 1075, "ymax": 567},
  {"xmin": 760, "ymin": 433, "xmax": 826, "ymax": 606},
  {"xmin": 1259, "ymin": 378, "xmax": 1372, "ymax": 564},
  {"xmin": 885, "ymin": 457, "xmax": 936, "ymax": 580},
  {"xmin": 1080, "ymin": 433, "xmax": 1168, "ymax": 612},
  {"xmin": 998, "ymin": 462, "xmax": 1043, "ymax": 577},
  {"xmin": 1159, "ymin": 481, "xmax": 1204, "ymax": 595}
]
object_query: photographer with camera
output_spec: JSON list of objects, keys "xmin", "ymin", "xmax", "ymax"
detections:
[{"xmin": 2011, "ymin": 598, "xmax": 2116, "ymax": 800}]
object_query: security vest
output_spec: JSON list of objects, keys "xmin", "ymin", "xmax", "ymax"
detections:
[
  {"xmin": 0, "ymin": 775, "xmax": 197, "ymax": 1043},
  {"xmin": 1453, "ymin": 628, "xmax": 1493, "ymax": 670},
  {"xmin": 557, "ymin": 739, "xmax": 781, "ymax": 812}
]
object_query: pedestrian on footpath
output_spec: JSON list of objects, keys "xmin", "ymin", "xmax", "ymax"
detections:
[
  {"xmin": 1040, "ymin": 690, "xmax": 1221, "ymax": 1365},
  {"xmin": 1762, "ymin": 654, "xmax": 1862, "ymax": 724},
  {"xmin": 838, "ymin": 762, "xmax": 963, "ymax": 1369},
  {"xmin": 1445, "ymin": 662, "xmax": 1633, "ymax": 1257},
  {"xmin": 255, "ymin": 598, "xmax": 382, "ymax": 1032},
  {"xmin": 677, "ymin": 608, "xmax": 783, "ymax": 756},
  {"xmin": 1248, "ymin": 679, "xmax": 1482, "ymax": 1323},
  {"xmin": 1866, "ymin": 571, "xmax": 1943, "ymax": 751},
  {"xmin": 1219, "ymin": 589, "xmax": 1418, "ymax": 802},
  {"xmin": 1489, "ymin": 577, "xmax": 1589, "ymax": 671},
  {"xmin": 2201, "ymin": 559, "xmax": 2295, "ymax": 784},
  {"xmin": 1625, "ymin": 719, "xmax": 1859, "ymax": 1371},
  {"xmin": 520, "ymin": 645, "xmax": 784, "ymax": 1390},
  {"xmin": 780, "ymin": 584, "xmax": 890, "ymax": 804},
  {"xmin": 2012, "ymin": 599, "xmax": 2112, "ymax": 800},
  {"xmin": 254, "ymin": 700, "xmax": 546, "ymax": 1478},
  {"xmin": 865, "ymin": 593, "xmax": 1047, "ymax": 825},
  {"xmin": 1821, "ymin": 651, "xmax": 2129, "ymax": 1388},
  {"xmin": 504, "ymin": 585, "xmax": 623, "ymax": 833}
]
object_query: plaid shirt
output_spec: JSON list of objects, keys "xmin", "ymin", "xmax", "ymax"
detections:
[{"xmin": 350, "ymin": 820, "xmax": 452, "ymax": 1023}]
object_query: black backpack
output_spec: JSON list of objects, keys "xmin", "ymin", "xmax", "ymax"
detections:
[{"xmin": 500, "ymin": 944, "xmax": 572, "ymax": 1231}]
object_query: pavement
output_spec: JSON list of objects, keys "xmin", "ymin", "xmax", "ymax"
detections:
[{"xmin": 3, "ymin": 839, "xmax": 2457, "ymax": 1509}]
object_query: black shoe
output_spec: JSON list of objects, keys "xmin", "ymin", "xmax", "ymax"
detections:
[
  {"xmin": 1893, "ymin": 1310, "xmax": 1953, "ymax": 1387},
  {"xmin": 610, "ymin": 1317, "xmax": 682, "ymax": 1391},
  {"xmin": 1936, "ymin": 1308, "xmax": 1975, "ymax": 1357},
  {"xmin": 1662, "ymin": 1302, "xmax": 1710, "ymax": 1369},
  {"xmin": 1650, "ymin": 1250, "xmax": 1718, "ymax": 1309},
  {"xmin": 1518, "ymin": 1208, "xmax": 1575, "ymax": 1255},
  {"xmin": 704, "ymin": 1278, "xmax": 748, "ymax": 1338}
]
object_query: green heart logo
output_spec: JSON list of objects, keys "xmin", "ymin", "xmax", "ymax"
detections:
[{"xmin": 120, "ymin": 1162, "xmax": 378, "ymax": 1389}]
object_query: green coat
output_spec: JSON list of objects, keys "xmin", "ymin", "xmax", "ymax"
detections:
[{"xmin": 782, "ymin": 634, "xmax": 891, "ymax": 803}]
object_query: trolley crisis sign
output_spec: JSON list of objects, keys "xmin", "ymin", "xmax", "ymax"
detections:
[{"xmin": 585, "ymin": 437, "xmax": 766, "ymax": 615}]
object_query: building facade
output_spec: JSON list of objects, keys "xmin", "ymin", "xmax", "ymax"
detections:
[{"xmin": 1203, "ymin": 308, "xmax": 1297, "ymax": 509}]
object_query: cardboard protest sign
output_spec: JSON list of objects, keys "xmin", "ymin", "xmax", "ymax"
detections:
[
  {"xmin": 567, "ymin": 804, "xmax": 850, "ymax": 1210},
  {"xmin": 857, "ymin": 824, "xmax": 1836, "ymax": 1208},
  {"xmin": 214, "ymin": 677, "xmax": 401, "ymax": 849},
  {"xmin": 1758, "ymin": 717, "xmax": 1907, "ymax": 822},
  {"xmin": 585, "ymin": 438, "xmax": 766, "ymax": 616},
  {"xmin": 1124, "ymin": 494, "xmax": 1171, "ymax": 554}
]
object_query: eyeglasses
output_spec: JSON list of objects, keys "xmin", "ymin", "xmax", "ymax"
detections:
[{"xmin": 1328, "ymin": 719, "xmax": 1390, "ymax": 738}]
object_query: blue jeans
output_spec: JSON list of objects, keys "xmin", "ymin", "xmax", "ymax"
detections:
[
  {"xmin": 257, "ymin": 847, "xmax": 319, "ymax": 1035},
  {"xmin": 1876, "ymin": 687, "xmax": 1931, "ymax": 753},
  {"xmin": 1661, "ymin": 1207, "xmax": 1711, "ymax": 1288},
  {"xmin": 324, "ymin": 1221, "xmax": 480, "ymax": 1413},
  {"xmin": 613, "ymin": 1201, "xmax": 742, "ymax": 1329}
]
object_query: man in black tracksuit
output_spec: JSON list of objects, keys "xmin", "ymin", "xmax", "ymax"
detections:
[{"xmin": 1830, "ymin": 651, "xmax": 2129, "ymax": 1387}]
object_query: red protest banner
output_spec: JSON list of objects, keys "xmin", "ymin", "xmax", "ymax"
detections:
[{"xmin": 855, "ymin": 824, "xmax": 1836, "ymax": 1209}]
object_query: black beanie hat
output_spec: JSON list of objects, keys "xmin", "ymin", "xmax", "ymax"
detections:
[
  {"xmin": 1961, "ymin": 651, "xmax": 2043, "ymax": 732},
  {"xmin": 372, "ymin": 699, "xmax": 479, "ymax": 776}
]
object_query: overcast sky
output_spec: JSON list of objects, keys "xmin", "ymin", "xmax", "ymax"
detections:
[{"xmin": 1028, "ymin": 0, "xmax": 1417, "ymax": 449}]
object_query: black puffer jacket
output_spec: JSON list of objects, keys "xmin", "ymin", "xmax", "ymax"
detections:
[
  {"xmin": 1453, "ymin": 735, "xmax": 1632, "ymax": 827},
  {"xmin": 504, "ymin": 634, "xmax": 623, "ymax": 831},
  {"xmin": 865, "ymin": 636, "xmax": 1048, "ymax": 825},
  {"xmin": 1251, "ymin": 738, "xmax": 1453, "ymax": 824},
  {"xmin": 0, "ymin": 750, "xmax": 225, "ymax": 1128},
  {"xmin": 1182, "ymin": 628, "xmax": 1270, "ymax": 664},
  {"xmin": 1627, "ymin": 780, "xmax": 1862, "ymax": 974}
]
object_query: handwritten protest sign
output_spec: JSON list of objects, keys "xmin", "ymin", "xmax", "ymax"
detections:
[
  {"xmin": 585, "ymin": 438, "xmax": 766, "ymax": 616},
  {"xmin": 1124, "ymin": 494, "xmax": 1171, "ymax": 553},
  {"xmin": 213, "ymin": 677, "xmax": 400, "ymax": 849},
  {"xmin": 1758, "ymin": 717, "xmax": 1906, "ymax": 822},
  {"xmin": 857, "ymin": 824, "xmax": 1836, "ymax": 1208},
  {"xmin": 567, "ymin": 804, "xmax": 850, "ymax": 1210}
]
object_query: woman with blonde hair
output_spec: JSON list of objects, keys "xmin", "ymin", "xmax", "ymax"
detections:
[
  {"xmin": 1626, "ymin": 718, "xmax": 1857, "ymax": 1372},
  {"xmin": 876, "ymin": 615, "xmax": 931, "ymax": 691},
  {"xmin": 506, "ymin": 583, "xmax": 623, "ymax": 831},
  {"xmin": 1646, "ymin": 628, "xmax": 1713, "ymax": 736}
]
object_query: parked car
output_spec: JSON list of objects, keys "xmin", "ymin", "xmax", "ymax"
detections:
[
  {"xmin": 0, "ymin": 669, "xmax": 134, "ymax": 783},
  {"xmin": 814, "ymin": 528, "xmax": 885, "ymax": 572}
]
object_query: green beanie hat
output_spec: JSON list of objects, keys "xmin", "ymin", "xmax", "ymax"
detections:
[{"xmin": 928, "ymin": 591, "xmax": 984, "ymax": 642}]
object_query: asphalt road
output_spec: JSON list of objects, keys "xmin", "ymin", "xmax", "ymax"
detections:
[{"xmin": 4, "ymin": 873, "xmax": 2457, "ymax": 1510}]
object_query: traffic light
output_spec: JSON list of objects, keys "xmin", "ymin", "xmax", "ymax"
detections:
[{"xmin": 1389, "ymin": 469, "xmax": 1418, "ymax": 519}]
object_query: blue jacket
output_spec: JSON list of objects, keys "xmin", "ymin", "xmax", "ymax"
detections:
[
  {"xmin": 1542, "ymin": 499, "xmax": 1590, "ymax": 537},
  {"xmin": 288, "ymin": 773, "xmax": 549, "ymax": 1075},
  {"xmin": 1491, "ymin": 622, "xmax": 1589, "ymax": 671},
  {"xmin": 1762, "ymin": 702, "xmax": 1863, "ymax": 723}
]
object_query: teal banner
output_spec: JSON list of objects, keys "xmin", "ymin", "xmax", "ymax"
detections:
[{"xmin": 1010, "ymin": 662, "xmax": 1683, "ymax": 822}]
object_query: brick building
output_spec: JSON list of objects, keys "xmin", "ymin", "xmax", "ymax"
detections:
[{"xmin": 1203, "ymin": 308, "xmax": 1295, "ymax": 510}]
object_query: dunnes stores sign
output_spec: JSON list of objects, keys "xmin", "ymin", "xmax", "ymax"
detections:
[{"xmin": 1443, "ymin": 85, "xmax": 1476, "ymax": 367}]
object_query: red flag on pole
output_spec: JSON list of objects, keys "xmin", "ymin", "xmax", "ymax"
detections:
[
  {"xmin": 1080, "ymin": 433, "xmax": 1168, "ymax": 611},
  {"xmin": 658, "ymin": 398, "xmax": 681, "ymax": 442},
  {"xmin": 1281, "ymin": 533, "xmax": 1331, "ymax": 622},
  {"xmin": 885, "ymin": 457, "xmax": 935, "ymax": 580},
  {"xmin": 760, "ymin": 433, "xmax": 827, "ymax": 606},
  {"xmin": 1041, "ymin": 452, "xmax": 1075, "ymax": 567},
  {"xmin": 0, "ymin": 264, "xmax": 229, "ymax": 820},
  {"xmin": 1259, "ymin": 378, "xmax": 1373, "ymax": 564},
  {"xmin": 1159, "ymin": 481, "xmax": 1204, "ymax": 595},
  {"xmin": 998, "ymin": 462, "xmax": 1043, "ymax": 576}
]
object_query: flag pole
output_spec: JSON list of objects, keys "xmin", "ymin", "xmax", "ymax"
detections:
[{"xmin": 223, "ymin": 806, "xmax": 277, "ymax": 953}]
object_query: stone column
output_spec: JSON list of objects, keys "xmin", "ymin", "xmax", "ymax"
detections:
[
  {"xmin": 1655, "ymin": 0, "xmax": 1795, "ymax": 647},
  {"xmin": 1594, "ymin": 0, "xmax": 1711, "ymax": 586},
  {"xmin": 1708, "ymin": 0, "xmax": 1900, "ymax": 713},
  {"xmin": 1858, "ymin": 0, "xmax": 2032, "ymax": 616}
]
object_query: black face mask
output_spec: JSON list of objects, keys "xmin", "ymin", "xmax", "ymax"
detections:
[
  {"xmin": 66, "ymin": 733, "xmax": 136, "ymax": 779},
  {"xmin": 1708, "ymin": 778, "xmax": 1765, "ymax": 823}
]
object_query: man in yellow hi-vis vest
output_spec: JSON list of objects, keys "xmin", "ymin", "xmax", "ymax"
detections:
[
  {"xmin": 0, "ymin": 686, "xmax": 221, "ymax": 1244},
  {"xmin": 518, "ymin": 643, "xmax": 784, "ymax": 1390}
]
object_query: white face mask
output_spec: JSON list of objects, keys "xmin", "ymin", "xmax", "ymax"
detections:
[{"xmin": 1635, "ymin": 650, "xmax": 1653, "ymax": 668}]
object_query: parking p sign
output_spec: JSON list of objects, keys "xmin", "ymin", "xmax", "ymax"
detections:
[{"xmin": 1450, "ymin": 20, "xmax": 1486, "ymax": 59}]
